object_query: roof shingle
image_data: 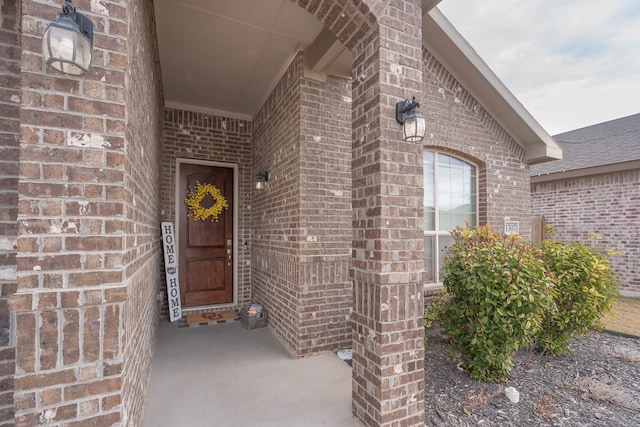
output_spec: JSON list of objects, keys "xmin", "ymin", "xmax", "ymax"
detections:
[{"xmin": 530, "ymin": 113, "xmax": 640, "ymax": 176}]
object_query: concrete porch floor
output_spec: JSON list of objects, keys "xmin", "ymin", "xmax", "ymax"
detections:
[{"xmin": 142, "ymin": 320, "xmax": 363, "ymax": 427}]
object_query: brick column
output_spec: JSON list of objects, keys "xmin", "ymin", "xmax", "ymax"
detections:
[
  {"xmin": 13, "ymin": 1, "xmax": 129, "ymax": 425},
  {"xmin": 351, "ymin": 1, "xmax": 425, "ymax": 425},
  {"xmin": 0, "ymin": 0, "xmax": 21, "ymax": 423}
]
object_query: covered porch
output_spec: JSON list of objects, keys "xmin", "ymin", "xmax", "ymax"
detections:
[{"xmin": 141, "ymin": 321, "xmax": 362, "ymax": 426}]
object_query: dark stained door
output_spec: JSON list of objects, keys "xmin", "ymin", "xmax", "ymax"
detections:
[{"xmin": 178, "ymin": 163, "xmax": 233, "ymax": 307}]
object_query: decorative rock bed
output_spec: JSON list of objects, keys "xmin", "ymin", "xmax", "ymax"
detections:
[{"xmin": 424, "ymin": 329, "xmax": 640, "ymax": 426}]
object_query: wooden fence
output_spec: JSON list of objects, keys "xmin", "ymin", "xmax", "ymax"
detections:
[{"xmin": 531, "ymin": 215, "xmax": 546, "ymax": 243}]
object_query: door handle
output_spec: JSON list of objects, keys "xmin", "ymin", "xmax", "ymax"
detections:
[{"xmin": 227, "ymin": 249, "xmax": 232, "ymax": 266}]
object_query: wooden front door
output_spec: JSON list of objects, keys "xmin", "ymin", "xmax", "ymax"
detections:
[{"xmin": 178, "ymin": 163, "xmax": 234, "ymax": 307}]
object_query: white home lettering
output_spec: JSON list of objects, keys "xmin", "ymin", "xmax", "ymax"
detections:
[{"xmin": 161, "ymin": 222, "xmax": 182, "ymax": 322}]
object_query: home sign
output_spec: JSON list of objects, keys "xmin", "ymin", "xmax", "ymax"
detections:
[{"xmin": 161, "ymin": 222, "xmax": 182, "ymax": 322}]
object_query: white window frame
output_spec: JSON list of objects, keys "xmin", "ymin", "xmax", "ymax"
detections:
[{"xmin": 423, "ymin": 151, "xmax": 479, "ymax": 284}]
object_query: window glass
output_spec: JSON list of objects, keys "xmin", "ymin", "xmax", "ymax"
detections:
[
  {"xmin": 424, "ymin": 236, "xmax": 434, "ymax": 283},
  {"xmin": 424, "ymin": 151, "xmax": 477, "ymax": 283},
  {"xmin": 437, "ymin": 234, "xmax": 454, "ymax": 280},
  {"xmin": 423, "ymin": 152, "xmax": 435, "ymax": 231}
]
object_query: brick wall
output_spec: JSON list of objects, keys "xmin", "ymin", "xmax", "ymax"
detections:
[
  {"xmin": 0, "ymin": 0, "xmax": 21, "ymax": 423},
  {"xmin": 13, "ymin": 0, "xmax": 161, "ymax": 424},
  {"xmin": 422, "ymin": 49, "xmax": 532, "ymax": 238},
  {"xmin": 121, "ymin": 0, "xmax": 164, "ymax": 425},
  {"xmin": 252, "ymin": 54, "xmax": 304, "ymax": 354},
  {"xmin": 299, "ymin": 74, "xmax": 352, "ymax": 263},
  {"xmin": 11, "ymin": 288, "xmax": 126, "ymax": 426},
  {"xmin": 297, "ymin": 72, "xmax": 352, "ymax": 354},
  {"xmin": 161, "ymin": 109, "xmax": 253, "ymax": 313},
  {"xmin": 251, "ymin": 52, "xmax": 353, "ymax": 357},
  {"xmin": 531, "ymin": 170, "xmax": 640, "ymax": 294}
]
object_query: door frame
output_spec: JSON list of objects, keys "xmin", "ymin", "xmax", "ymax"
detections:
[{"xmin": 174, "ymin": 157, "xmax": 239, "ymax": 311}]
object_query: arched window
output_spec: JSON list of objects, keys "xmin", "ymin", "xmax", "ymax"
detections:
[{"xmin": 424, "ymin": 151, "xmax": 478, "ymax": 283}]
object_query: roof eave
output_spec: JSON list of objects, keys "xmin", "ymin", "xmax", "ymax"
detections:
[
  {"xmin": 531, "ymin": 159, "xmax": 640, "ymax": 183},
  {"xmin": 525, "ymin": 142, "xmax": 564, "ymax": 165},
  {"xmin": 423, "ymin": 8, "xmax": 562, "ymax": 165},
  {"xmin": 422, "ymin": 0, "xmax": 443, "ymax": 11}
]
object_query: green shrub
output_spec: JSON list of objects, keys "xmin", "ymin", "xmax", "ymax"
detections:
[
  {"xmin": 424, "ymin": 289, "xmax": 450, "ymax": 329},
  {"xmin": 441, "ymin": 225, "xmax": 553, "ymax": 381},
  {"xmin": 536, "ymin": 239, "xmax": 619, "ymax": 356}
]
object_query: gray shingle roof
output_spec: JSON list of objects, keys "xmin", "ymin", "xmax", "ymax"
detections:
[{"xmin": 530, "ymin": 113, "xmax": 640, "ymax": 176}]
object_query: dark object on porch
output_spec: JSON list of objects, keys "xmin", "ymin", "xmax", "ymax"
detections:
[{"xmin": 240, "ymin": 304, "xmax": 268, "ymax": 330}]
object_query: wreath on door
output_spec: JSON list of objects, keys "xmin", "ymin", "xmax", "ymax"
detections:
[{"xmin": 184, "ymin": 181, "xmax": 229, "ymax": 222}]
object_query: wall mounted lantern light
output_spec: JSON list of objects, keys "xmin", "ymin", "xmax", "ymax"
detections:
[
  {"xmin": 395, "ymin": 96, "xmax": 426, "ymax": 142},
  {"xmin": 255, "ymin": 171, "xmax": 269, "ymax": 190},
  {"xmin": 42, "ymin": 0, "xmax": 94, "ymax": 76}
]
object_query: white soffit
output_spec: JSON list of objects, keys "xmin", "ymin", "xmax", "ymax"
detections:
[{"xmin": 154, "ymin": 0, "xmax": 325, "ymax": 120}]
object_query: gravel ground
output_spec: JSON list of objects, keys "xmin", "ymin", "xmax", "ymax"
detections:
[{"xmin": 424, "ymin": 327, "xmax": 640, "ymax": 426}]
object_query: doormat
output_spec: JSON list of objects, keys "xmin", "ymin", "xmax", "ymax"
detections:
[{"xmin": 179, "ymin": 310, "xmax": 239, "ymax": 328}]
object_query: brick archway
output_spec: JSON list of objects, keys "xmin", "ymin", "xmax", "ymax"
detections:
[
  {"xmin": 292, "ymin": 0, "xmax": 377, "ymax": 50},
  {"xmin": 291, "ymin": 1, "xmax": 426, "ymax": 425}
]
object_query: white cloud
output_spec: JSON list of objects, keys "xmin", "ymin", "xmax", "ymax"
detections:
[{"xmin": 439, "ymin": 0, "xmax": 640, "ymax": 134}]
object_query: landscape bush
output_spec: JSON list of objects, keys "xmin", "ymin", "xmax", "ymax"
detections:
[
  {"xmin": 535, "ymin": 237, "xmax": 619, "ymax": 356},
  {"xmin": 430, "ymin": 225, "xmax": 620, "ymax": 381},
  {"xmin": 423, "ymin": 289, "xmax": 450, "ymax": 332},
  {"xmin": 441, "ymin": 225, "xmax": 553, "ymax": 381}
]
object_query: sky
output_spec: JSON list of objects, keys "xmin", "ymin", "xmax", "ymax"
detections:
[{"xmin": 438, "ymin": 0, "xmax": 640, "ymax": 135}]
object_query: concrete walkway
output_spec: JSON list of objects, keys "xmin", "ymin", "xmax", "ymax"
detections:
[{"xmin": 142, "ymin": 320, "xmax": 362, "ymax": 427}]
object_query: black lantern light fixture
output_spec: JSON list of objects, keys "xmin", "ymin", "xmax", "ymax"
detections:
[
  {"xmin": 395, "ymin": 96, "xmax": 426, "ymax": 142},
  {"xmin": 255, "ymin": 171, "xmax": 269, "ymax": 190},
  {"xmin": 42, "ymin": 0, "xmax": 94, "ymax": 76}
]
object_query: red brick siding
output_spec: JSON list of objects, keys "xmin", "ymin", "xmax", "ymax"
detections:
[
  {"xmin": 251, "ymin": 54, "xmax": 353, "ymax": 357},
  {"xmin": 531, "ymin": 171, "xmax": 640, "ymax": 294},
  {"xmin": 13, "ymin": 0, "xmax": 161, "ymax": 424},
  {"xmin": 250, "ymin": 54, "xmax": 353, "ymax": 356},
  {"xmin": 299, "ymin": 75, "xmax": 352, "ymax": 260},
  {"xmin": 297, "ymin": 70, "xmax": 352, "ymax": 354},
  {"xmin": 17, "ymin": 0, "xmax": 128, "ymax": 285},
  {"xmin": 422, "ymin": 49, "xmax": 532, "ymax": 238},
  {"xmin": 120, "ymin": 0, "xmax": 165, "ymax": 425},
  {"xmin": 0, "ymin": 0, "xmax": 21, "ymax": 423},
  {"xmin": 252, "ymin": 54, "xmax": 304, "ymax": 354},
  {"xmin": 350, "ymin": 1, "xmax": 426, "ymax": 424},
  {"xmin": 293, "ymin": 0, "xmax": 376, "ymax": 51},
  {"xmin": 10, "ymin": 288, "xmax": 126, "ymax": 426},
  {"xmin": 161, "ymin": 109, "xmax": 253, "ymax": 313}
]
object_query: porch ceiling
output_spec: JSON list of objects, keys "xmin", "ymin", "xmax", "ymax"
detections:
[
  {"xmin": 153, "ymin": 0, "xmax": 442, "ymax": 121},
  {"xmin": 153, "ymin": 0, "xmax": 352, "ymax": 121}
]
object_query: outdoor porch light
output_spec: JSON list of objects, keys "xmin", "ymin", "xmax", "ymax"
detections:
[
  {"xmin": 42, "ymin": 0, "xmax": 94, "ymax": 76},
  {"xmin": 395, "ymin": 96, "xmax": 426, "ymax": 142},
  {"xmin": 255, "ymin": 171, "xmax": 269, "ymax": 190}
]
